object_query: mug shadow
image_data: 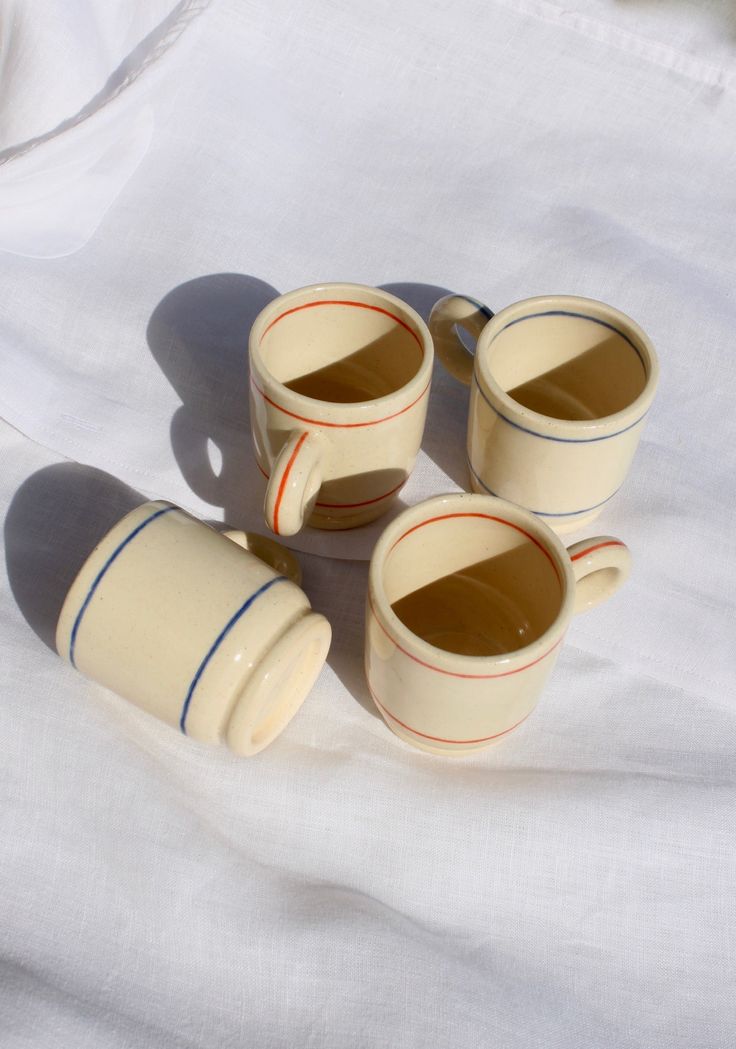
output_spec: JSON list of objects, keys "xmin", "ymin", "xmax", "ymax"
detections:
[
  {"xmin": 298, "ymin": 552, "xmax": 378, "ymax": 718},
  {"xmin": 391, "ymin": 542, "xmax": 559, "ymax": 656},
  {"xmin": 380, "ymin": 281, "xmax": 472, "ymax": 490},
  {"xmin": 282, "ymin": 328, "xmax": 422, "ymax": 401},
  {"xmin": 506, "ymin": 334, "xmax": 646, "ymax": 419},
  {"xmin": 4, "ymin": 464, "xmax": 145, "ymax": 651},
  {"xmin": 146, "ymin": 272, "xmax": 280, "ymax": 531}
]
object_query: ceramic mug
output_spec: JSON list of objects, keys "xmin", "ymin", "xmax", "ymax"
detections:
[
  {"xmin": 429, "ymin": 294, "xmax": 659, "ymax": 531},
  {"xmin": 56, "ymin": 501, "xmax": 331, "ymax": 755},
  {"xmin": 365, "ymin": 492, "xmax": 631, "ymax": 756},
  {"xmin": 249, "ymin": 283, "xmax": 434, "ymax": 535}
]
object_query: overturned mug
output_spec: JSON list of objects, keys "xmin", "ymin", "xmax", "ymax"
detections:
[
  {"xmin": 249, "ymin": 283, "xmax": 434, "ymax": 535},
  {"xmin": 56, "ymin": 501, "xmax": 331, "ymax": 755},
  {"xmin": 429, "ymin": 294, "xmax": 659, "ymax": 531},
  {"xmin": 365, "ymin": 493, "xmax": 631, "ymax": 756}
]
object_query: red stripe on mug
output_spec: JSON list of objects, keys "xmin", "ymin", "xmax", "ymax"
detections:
[
  {"xmin": 250, "ymin": 374, "xmax": 430, "ymax": 428},
  {"xmin": 260, "ymin": 299, "xmax": 422, "ymax": 348},
  {"xmin": 367, "ymin": 593, "xmax": 563, "ymax": 679},
  {"xmin": 390, "ymin": 512, "xmax": 562, "ymax": 586},
  {"xmin": 256, "ymin": 460, "xmax": 405, "ymax": 509},
  {"xmin": 570, "ymin": 539, "xmax": 626, "ymax": 561},
  {"xmin": 367, "ymin": 681, "xmax": 532, "ymax": 745},
  {"xmin": 273, "ymin": 432, "xmax": 308, "ymax": 535}
]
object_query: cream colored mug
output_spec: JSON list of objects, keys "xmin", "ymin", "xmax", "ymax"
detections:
[
  {"xmin": 429, "ymin": 294, "xmax": 659, "ymax": 531},
  {"xmin": 249, "ymin": 283, "xmax": 434, "ymax": 535},
  {"xmin": 365, "ymin": 492, "xmax": 631, "ymax": 756},
  {"xmin": 56, "ymin": 501, "xmax": 331, "ymax": 755}
]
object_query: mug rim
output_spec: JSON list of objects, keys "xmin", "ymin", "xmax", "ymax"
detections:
[
  {"xmin": 249, "ymin": 282, "xmax": 435, "ymax": 424},
  {"xmin": 368, "ymin": 492, "xmax": 577, "ymax": 674},
  {"xmin": 473, "ymin": 294, "xmax": 659, "ymax": 439}
]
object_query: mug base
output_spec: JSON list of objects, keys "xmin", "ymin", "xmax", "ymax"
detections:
[
  {"xmin": 226, "ymin": 611, "xmax": 332, "ymax": 755},
  {"xmin": 538, "ymin": 508, "xmax": 604, "ymax": 534},
  {"xmin": 378, "ymin": 712, "xmax": 531, "ymax": 757},
  {"xmin": 466, "ymin": 473, "xmax": 605, "ymax": 534},
  {"xmin": 307, "ymin": 498, "xmax": 398, "ymax": 531}
]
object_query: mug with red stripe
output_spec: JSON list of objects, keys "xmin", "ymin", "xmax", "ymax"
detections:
[
  {"xmin": 366, "ymin": 493, "xmax": 631, "ymax": 755},
  {"xmin": 249, "ymin": 283, "xmax": 434, "ymax": 535},
  {"xmin": 429, "ymin": 294, "xmax": 659, "ymax": 532}
]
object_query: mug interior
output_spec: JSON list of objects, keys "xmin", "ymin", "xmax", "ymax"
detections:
[
  {"xmin": 383, "ymin": 512, "xmax": 564, "ymax": 657},
  {"xmin": 486, "ymin": 307, "xmax": 649, "ymax": 421},
  {"xmin": 258, "ymin": 288, "xmax": 426, "ymax": 403}
]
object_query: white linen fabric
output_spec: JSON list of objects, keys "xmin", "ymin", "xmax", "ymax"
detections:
[
  {"xmin": 0, "ymin": 0, "xmax": 209, "ymax": 258},
  {"xmin": 1, "ymin": 1, "xmax": 735, "ymax": 1046}
]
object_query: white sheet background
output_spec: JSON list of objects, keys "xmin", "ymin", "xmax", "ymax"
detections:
[
  {"xmin": 0, "ymin": 1, "xmax": 212, "ymax": 259},
  {"xmin": 1, "ymin": 1, "xmax": 735, "ymax": 1046}
]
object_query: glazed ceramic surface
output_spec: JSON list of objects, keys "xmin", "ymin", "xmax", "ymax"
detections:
[
  {"xmin": 249, "ymin": 283, "xmax": 434, "ymax": 535},
  {"xmin": 429, "ymin": 294, "xmax": 659, "ymax": 532},
  {"xmin": 365, "ymin": 492, "xmax": 631, "ymax": 756},
  {"xmin": 56, "ymin": 501, "xmax": 331, "ymax": 755}
]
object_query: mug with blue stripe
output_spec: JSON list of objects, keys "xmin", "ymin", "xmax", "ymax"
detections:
[
  {"xmin": 55, "ymin": 501, "xmax": 331, "ymax": 755},
  {"xmin": 429, "ymin": 294, "xmax": 659, "ymax": 531}
]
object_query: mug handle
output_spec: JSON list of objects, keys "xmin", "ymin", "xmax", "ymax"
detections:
[
  {"xmin": 222, "ymin": 528, "xmax": 302, "ymax": 586},
  {"xmin": 428, "ymin": 295, "xmax": 495, "ymax": 385},
  {"xmin": 263, "ymin": 429, "xmax": 324, "ymax": 537},
  {"xmin": 567, "ymin": 537, "xmax": 632, "ymax": 614}
]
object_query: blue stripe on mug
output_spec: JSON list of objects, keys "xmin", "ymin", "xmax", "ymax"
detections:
[
  {"xmin": 69, "ymin": 504, "xmax": 176, "ymax": 668},
  {"xmin": 179, "ymin": 575, "xmax": 289, "ymax": 734},
  {"xmin": 467, "ymin": 459, "xmax": 622, "ymax": 518}
]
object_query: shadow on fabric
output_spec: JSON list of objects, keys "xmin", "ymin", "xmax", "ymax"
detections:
[
  {"xmin": 4, "ymin": 464, "xmax": 144, "ymax": 652},
  {"xmin": 298, "ymin": 554, "xmax": 380, "ymax": 720},
  {"xmin": 146, "ymin": 272, "xmax": 279, "ymax": 529}
]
